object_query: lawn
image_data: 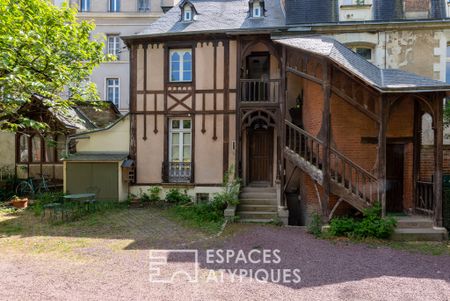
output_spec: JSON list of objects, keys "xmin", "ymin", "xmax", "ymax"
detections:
[{"xmin": 0, "ymin": 205, "xmax": 216, "ymax": 260}]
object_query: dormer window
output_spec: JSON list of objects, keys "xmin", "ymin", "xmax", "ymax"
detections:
[
  {"xmin": 179, "ymin": 0, "xmax": 197, "ymax": 22},
  {"xmin": 249, "ymin": 0, "xmax": 265, "ymax": 18},
  {"xmin": 184, "ymin": 6, "xmax": 192, "ymax": 21}
]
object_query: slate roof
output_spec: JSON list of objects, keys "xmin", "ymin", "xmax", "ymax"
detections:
[
  {"xmin": 123, "ymin": 0, "xmax": 285, "ymax": 39},
  {"xmin": 274, "ymin": 36, "xmax": 450, "ymax": 92},
  {"xmin": 285, "ymin": 0, "xmax": 338, "ymax": 25}
]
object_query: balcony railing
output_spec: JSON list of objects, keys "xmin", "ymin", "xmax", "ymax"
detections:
[
  {"xmin": 415, "ymin": 181, "xmax": 434, "ymax": 215},
  {"xmin": 162, "ymin": 161, "xmax": 192, "ymax": 183},
  {"xmin": 240, "ymin": 79, "xmax": 280, "ymax": 103}
]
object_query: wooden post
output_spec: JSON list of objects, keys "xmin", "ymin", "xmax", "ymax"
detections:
[
  {"xmin": 412, "ymin": 100, "xmax": 422, "ymax": 212},
  {"xmin": 321, "ymin": 62, "xmax": 332, "ymax": 220},
  {"xmin": 279, "ymin": 45, "xmax": 287, "ymax": 208},
  {"xmin": 433, "ymin": 93, "xmax": 444, "ymax": 227},
  {"xmin": 378, "ymin": 95, "xmax": 388, "ymax": 217}
]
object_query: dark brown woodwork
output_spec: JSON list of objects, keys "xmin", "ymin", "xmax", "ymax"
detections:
[
  {"xmin": 433, "ymin": 93, "xmax": 444, "ymax": 227},
  {"xmin": 130, "ymin": 43, "xmax": 138, "ymax": 172},
  {"xmin": 321, "ymin": 62, "xmax": 332, "ymax": 219},
  {"xmin": 386, "ymin": 143, "xmax": 405, "ymax": 213},
  {"xmin": 223, "ymin": 40, "xmax": 230, "ymax": 175},
  {"xmin": 378, "ymin": 95, "xmax": 389, "ymax": 217},
  {"xmin": 248, "ymin": 128, "xmax": 273, "ymax": 184},
  {"xmin": 143, "ymin": 44, "xmax": 148, "ymax": 140}
]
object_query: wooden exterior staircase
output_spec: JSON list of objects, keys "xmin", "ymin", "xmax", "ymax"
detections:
[{"xmin": 284, "ymin": 120, "xmax": 379, "ymax": 214}]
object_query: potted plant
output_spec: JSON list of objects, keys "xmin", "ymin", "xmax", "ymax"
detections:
[{"xmin": 10, "ymin": 195, "xmax": 28, "ymax": 209}]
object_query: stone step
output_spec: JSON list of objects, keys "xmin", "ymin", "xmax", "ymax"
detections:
[
  {"xmin": 391, "ymin": 227, "xmax": 448, "ymax": 241},
  {"xmin": 242, "ymin": 186, "xmax": 276, "ymax": 193},
  {"xmin": 239, "ymin": 218, "xmax": 275, "ymax": 223},
  {"xmin": 237, "ymin": 204, "xmax": 278, "ymax": 212},
  {"xmin": 239, "ymin": 198, "xmax": 278, "ymax": 206},
  {"xmin": 240, "ymin": 192, "xmax": 277, "ymax": 200},
  {"xmin": 237, "ymin": 211, "xmax": 278, "ymax": 220},
  {"xmin": 395, "ymin": 217, "xmax": 434, "ymax": 229}
]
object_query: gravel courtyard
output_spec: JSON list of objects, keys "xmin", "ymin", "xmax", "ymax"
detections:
[{"xmin": 0, "ymin": 208, "xmax": 449, "ymax": 301}]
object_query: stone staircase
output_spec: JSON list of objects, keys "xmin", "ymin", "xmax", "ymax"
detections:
[
  {"xmin": 391, "ymin": 216, "xmax": 448, "ymax": 241},
  {"xmin": 237, "ymin": 187, "xmax": 278, "ymax": 223}
]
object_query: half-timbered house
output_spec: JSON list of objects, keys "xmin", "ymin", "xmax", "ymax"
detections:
[{"xmin": 122, "ymin": 0, "xmax": 450, "ymax": 232}]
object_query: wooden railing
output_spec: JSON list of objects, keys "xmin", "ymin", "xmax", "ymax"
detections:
[
  {"xmin": 330, "ymin": 148, "xmax": 378, "ymax": 204},
  {"xmin": 285, "ymin": 121, "xmax": 323, "ymax": 171},
  {"xmin": 415, "ymin": 181, "xmax": 434, "ymax": 215},
  {"xmin": 162, "ymin": 162, "xmax": 192, "ymax": 183},
  {"xmin": 285, "ymin": 120, "xmax": 378, "ymax": 205},
  {"xmin": 240, "ymin": 79, "xmax": 280, "ymax": 103}
]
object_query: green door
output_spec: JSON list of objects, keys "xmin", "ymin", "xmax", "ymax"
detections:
[{"xmin": 66, "ymin": 162, "xmax": 118, "ymax": 201}]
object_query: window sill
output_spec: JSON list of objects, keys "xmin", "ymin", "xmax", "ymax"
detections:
[{"xmin": 340, "ymin": 4, "xmax": 372, "ymax": 10}]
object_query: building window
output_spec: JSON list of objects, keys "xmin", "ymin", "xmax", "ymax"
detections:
[
  {"xmin": 18, "ymin": 134, "xmax": 65, "ymax": 164},
  {"xmin": 170, "ymin": 49, "xmax": 192, "ymax": 82},
  {"xmin": 31, "ymin": 135, "xmax": 42, "ymax": 163},
  {"xmin": 106, "ymin": 78, "xmax": 120, "ymax": 106},
  {"xmin": 184, "ymin": 6, "xmax": 192, "ymax": 21},
  {"xmin": 253, "ymin": 1, "xmax": 262, "ymax": 17},
  {"xmin": 169, "ymin": 119, "xmax": 192, "ymax": 163},
  {"xmin": 109, "ymin": 0, "xmax": 120, "ymax": 12},
  {"xmin": 19, "ymin": 135, "xmax": 29, "ymax": 163},
  {"xmin": 107, "ymin": 35, "xmax": 120, "ymax": 59},
  {"xmin": 79, "ymin": 0, "xmax": 90, "ymax": 12},
  {"xmin": 138, "ymin": 0, "xmax": 150, "ymax": 11},
  {"xmin": 348, "ymin": 46, "xmax": 373, "ymax": 61}
]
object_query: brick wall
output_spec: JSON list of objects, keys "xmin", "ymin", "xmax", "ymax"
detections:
[
  {"xmin": 302, "ymin": 81, "xmax": 324, "ymax": 137},
  {"xmin": 420, "ymin": 146, "xmax": 450, "ymax": 181},
  {"xmin": 404, "ymin": 0, "xmax": 430, "ymax": 12}
]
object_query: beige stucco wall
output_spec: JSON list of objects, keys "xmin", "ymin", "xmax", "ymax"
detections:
[
  {"xmin": 0, "ymin": 131, "xmax": 15, "ymax": 170},
  {"xmin": 76, "ymin": 115, "xmax": 130, "ymax": 153}
]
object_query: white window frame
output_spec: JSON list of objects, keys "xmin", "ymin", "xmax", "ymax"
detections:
[
  {"xmin": 107, "ymin": 35, "xmax": 120, "ymax": 59},
  {"xmin": 253, "ymin": 1, "xmax": 262, "ymax": 17},
  {"xmin": 183, "ymin": 6, "xmax": 192, "ymax": 21},
  {"xmin": 80, "ymin": 0, "xmax": 90, "ymax": 12},
  {"xmin": 169, "ymin": 49, "xmax": 192, "ymax": 82},
  {"xmin": 109, "ymin": 0, "xmax": 120, "ymax": 12},
  {"xmin": 169, "ymin": 119, "xmax": 192, "ymax": 163},
  {"xmin": 106, "ymin": 78, "xmax": 120, "ymax": 107}
]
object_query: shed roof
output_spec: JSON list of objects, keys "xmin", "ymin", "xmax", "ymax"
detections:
[
  {"xmin": 64, "ymin": 152, "xmax": 128, "ymax": 162},
  {"xmin": 274, "ymin": 36, "xmax": 450, "ymax": 92}
]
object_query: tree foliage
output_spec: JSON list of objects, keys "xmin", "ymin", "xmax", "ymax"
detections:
[{"xmin": 0, "ymin": 0, "xmax": 109, "ymax": 132}]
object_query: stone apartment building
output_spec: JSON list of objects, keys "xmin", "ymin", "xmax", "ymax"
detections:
[{"xmin": 53, "ymin": 0, "xmax": 179, "ymax": 112}]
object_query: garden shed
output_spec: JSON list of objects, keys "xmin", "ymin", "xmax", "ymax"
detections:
[{"xmin": 64, "ymin": 153, "xmax": 129, "ymax": 201}]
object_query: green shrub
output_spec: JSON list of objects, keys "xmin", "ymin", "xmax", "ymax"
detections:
[
  {"xmin": 212, "ymin": 165, "xmax": 241, "ymax": 208},
  {"xmin": 141, "ymin": 186, "xmax": 162, "ymax": 203},
  {"xmin": 307, "ymin": 212, "xmax": 323, "ymax": 237},
  {"xmin": 329, "ymin": 217, "xmax": 356, "ymax": 237},
  {"xmin": 165, "ymin": 188, "xmax": 191, "ymax": 204},
  {"xmin": 329, "ymin": 203, "xmax": 397, "ymax": 240}
]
